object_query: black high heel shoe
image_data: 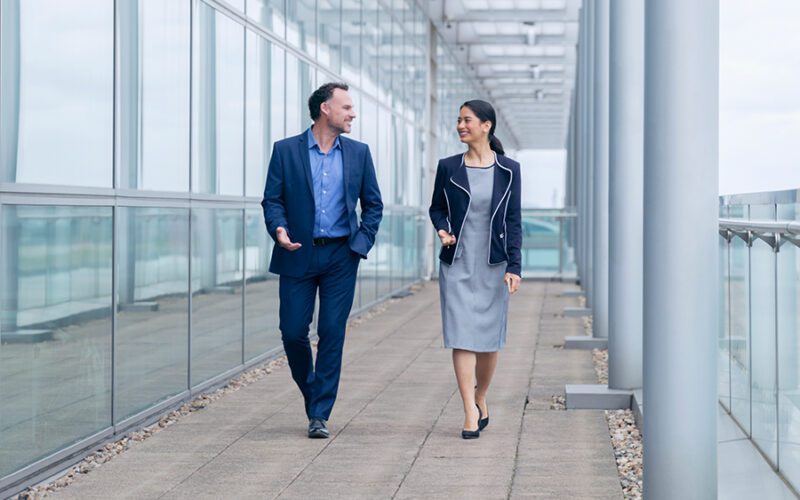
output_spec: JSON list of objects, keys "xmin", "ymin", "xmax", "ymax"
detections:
[
  {"xmin": 462, "ymin": 407, "xmax": 481, "ymax": 439},
  {"xmin": 477, "ymin": 403, "xmax": 489, "ymax": 431}
]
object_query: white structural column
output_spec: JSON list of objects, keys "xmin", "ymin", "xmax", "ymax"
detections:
[
  {"xmin": 643, "ymin": 0, "xmax": 719, "ymax": 497},
  {"xmin": 591, "ymin": 0, "xmax": 609, "ymax": 338},
  {"xmin": 607, "ymin": 0, "xmax": 643, "ymax": 389},
  {"xmin": 581, "ymin": 0, "xmax": 595, "ymax": 304}
]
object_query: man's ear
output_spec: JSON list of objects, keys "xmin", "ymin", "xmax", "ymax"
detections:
[{"xmin": 320, "ymin": 101, "xmax": 330, "ymax": 118}]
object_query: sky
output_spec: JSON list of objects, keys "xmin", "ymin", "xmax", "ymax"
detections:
[{"xmin": 514, "ymin": 0, "xmax": 800, "ymax": 206}]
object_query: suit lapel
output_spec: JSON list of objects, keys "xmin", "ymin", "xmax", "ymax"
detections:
[
  {"xmin": 450, "ymin": 155, "xmax": 471, "ymax": 195},
  {"xmin": 490, "ymin": 161, "xmax": 511, "ymax": 214},
  {"xmin": 297, "ymin": 132, "xmax": 314, "ymax": 198},
  {"xmin": 340, "ymin": 137, "xmax": 351, "ymax": 207}
]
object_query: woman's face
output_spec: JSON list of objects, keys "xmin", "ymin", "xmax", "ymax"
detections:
[{"xmin": 456, "ymin": 106, "xmax": 491, "ymax": 146}]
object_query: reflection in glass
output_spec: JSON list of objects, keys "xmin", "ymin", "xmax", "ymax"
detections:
[
  {"xmin": 729, "ymin": 205, "xmax": 750, "ymax": 433},
  {"xmin": 341, "ymin": 0, "xmax": 362, "ymax": 85},
  {"xmin": 778, "ymin": 203, "xmax": 800, "ymax": 490},
  {"xmin": 244, "ymin": 209, "xmax": 280, "ymax": 359},
  {"xmin": 286, "ymin": 53, "xmax": 314, "ymax": 135},
  {"xmin": 750, "ymin": 204, "xmax": 777, "ymax": 465},
  {"xmin": 361, "ymin": 2, "xmax": 379, "ymax": 95},
  {"xmin": 287, "ymin": 0, "xmax": 316, "ymax": 56},
  {"xmin": 0, "ymin": 0, "xmax": 113, "ymax": 187},
  {"xmin": 0, "ymin": 205, "xmax": 112, "ymax": 478},
  {"xmin": 719, "ymin": 205, "xmax": 731, "ymax": 412},
  {"xmin": 246, "ymin": 32, "xmax": 274, "ymax": 197},
  {"xmin": 191, "ymin": 209, "xmax": 243, "ymax": 386},
  {"xmin": 119, "ymin": 0, "xmax": 190, "ymax": 191},
  {"xmin": 270, "ymin": 46, "xmax": 286, "ymax": 147},
  {"xmin": 193, "ymin": 4, "xmax": 245, "ymax": 195},
  {"xmin": 247, "ymin": 0, "xmax": 286, "ymax": 37},
  {"xmin": 318, "ymin": 0, "xmax": 342, "ymax": 73},
  {"xmin": 116, "ymin": 207, "xmax": 189, "ymax": 422}
]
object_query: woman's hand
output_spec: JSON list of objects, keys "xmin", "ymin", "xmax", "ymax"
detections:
[
  {"xmin": 438, "ymin": 229, "xmax": 457, "ymax": 247},
  {"xmin": 504, "ymin": 273, "xmax": 521, "ymax": 295}
]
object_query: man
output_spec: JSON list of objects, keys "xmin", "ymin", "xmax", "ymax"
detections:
[{"xmin": 262, "ymin": 83, "xmax": 383, "ymax": 438}]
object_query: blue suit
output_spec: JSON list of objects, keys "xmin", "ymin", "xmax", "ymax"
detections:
[{"xmin": 262, "ymin": 130, "xmax": 382, "ymax": 420}]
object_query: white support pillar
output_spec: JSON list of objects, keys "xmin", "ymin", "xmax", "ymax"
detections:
[
  {"xmin": 607, "ymin": 0, "xmax": 643, "ymax": 389},
  {"xmin": 581, "ymin": 0, "xmax": 595, "ymax": 304},
  {"xmin": 591, "ymin": 0, "xmax": 609, "ymax": 338},
  {"xmin": 643, "ymin": 0, "xmax": 719, "ymax": 497}
]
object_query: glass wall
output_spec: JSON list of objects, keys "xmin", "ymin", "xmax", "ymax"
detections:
[
  {"xmin": 719, "ymin": 193, "xmax": 800, "ymax": 490},
  {"xmin": 0, "ymin": 0, "xmax": 433, "ymax": 492}
]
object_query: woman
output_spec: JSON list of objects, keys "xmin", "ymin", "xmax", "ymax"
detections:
[{"xmin": 429, "ymin": 100, "xmax": 522, "ymax": 439}]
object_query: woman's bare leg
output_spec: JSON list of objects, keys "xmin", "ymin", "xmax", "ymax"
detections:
[
  {"xmin": 452, "ymin": 349, "xmax": 480, "ymax": 430},
  {"xmin": 475, "ymin": 351, "xmax": 498, "ymax": 418}
]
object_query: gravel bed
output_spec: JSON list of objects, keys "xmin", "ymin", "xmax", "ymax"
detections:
[
  {"xmin": 11, "ymin": 288, "xmax": 412, "ymax": 500},
  {"xmin": 592, "ymin": 347, "xmax": 643, "ymax": 499}
]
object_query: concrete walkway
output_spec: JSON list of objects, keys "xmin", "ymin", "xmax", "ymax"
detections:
[{"xmin": 52, "ymin": 282, "xmax": 623, "ymax": 499}]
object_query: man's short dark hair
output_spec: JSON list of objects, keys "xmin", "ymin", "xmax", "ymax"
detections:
[{"xmin": 308, "ymin": 82, "xmax": 349, "ymax": 121}]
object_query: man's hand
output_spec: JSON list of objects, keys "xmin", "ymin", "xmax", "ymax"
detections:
[
  {"xmin": 438, "ymin": 229, "xmax": 457, "ymax": 247},
  {"xmin": 504, "ymin": 273, "xmax": 521, "ymax": 295},
  {"xmin": 276, "ymin": 227, "xmax": 301, "ymax": 251}
]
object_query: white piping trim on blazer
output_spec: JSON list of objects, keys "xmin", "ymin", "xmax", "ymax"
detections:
[
  {"xmin": 489, "ymin": 152, "xmax": 513, "ymax": 265},
  {"xmin": 449, "ymin": 154, "xmax": 471, "ymax": 261},
  {"xmin": 443, "ymin": 189, "xmax": 453, "ymax": 233}
]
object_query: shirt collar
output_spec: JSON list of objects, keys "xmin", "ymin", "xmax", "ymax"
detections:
[{"xmin": 307, "ymin": 127, "xmax": 341, "ymax": 151}]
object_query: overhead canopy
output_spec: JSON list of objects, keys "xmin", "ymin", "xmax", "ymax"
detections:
[{"xmin": 429, "ymin": 0, "xmax": 580, "ymax": 149}]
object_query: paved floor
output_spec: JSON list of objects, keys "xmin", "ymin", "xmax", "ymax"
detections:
[{"xmin": 51, "ymin": 281, "xmax": 623, "ymax": 499}]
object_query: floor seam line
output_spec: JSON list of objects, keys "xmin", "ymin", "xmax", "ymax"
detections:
[
  {"xmin": 507, "ymin": 282, "xmax": 549, "ymax": 500},
  {"xmin": 390, "ymin": 386, "xmax": 459, "ymax": 499},
  {"xmin": 273, "ymin": 312, "xmax": 443, "ymax": 499}
]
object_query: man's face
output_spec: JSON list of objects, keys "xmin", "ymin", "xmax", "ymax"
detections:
[{"xmin": 321, "ymin": 88, "xmax": 356, "ymax": 134}]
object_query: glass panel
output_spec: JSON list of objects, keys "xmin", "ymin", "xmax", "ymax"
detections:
[
  {"xmin": 286, "ymin": 53, "xmax": 314, "ymax": 136},
  {"xmin": 341, "ymin": 0, "xmax": 361, "ymax": 85},
  {"xmin": 719, "ymin": 204, "xmax": 731, "ymax": 412},
  {"xmin": 318, "ymin": 0, "xmax": 342, "ymax": 73},
  {"xmin": 287, "ymin": 0, "xmax": 316, "ymax": 56},
  {"xmin": 244, "ymin": 209, "xmax": 281, "ymax": 360},
  {"xmin": 778, "ymin": 202, "xmax": 800, "ymax": 490},
  {"xmin": 193, "ymin": 4, "xmax": 245, "ymax": 195},
  {"xmin": 245, "ymin": 32, "xmax": 273, "ymax": 197},
  {"xmin": 749, "ymin": 203, "xmax": 777, "ymax": 465},
  {"xmin": 191, "ymin": 209, "xmax": 243, "ymax": 386},
  {"xmin": 247, "ymin": 0, "xmax": 286, "ymax": 37},
  {"xmin": 377, "ymin": 106, "xmax": 393, "ymax": 202},
  {"xmin": 116, "ymin": 207, "xmax": 189, "ymax": 421},
  {"xmin": 0, "ymin": 205, "xmax": 112, "ymax": 478},
  {"xmin": 729, "ymin": 204, "xmax": 751, "ymax": 433},
  {"xmin": 0, "ymin": 0, "xmax": 113, "ymax": 187},
  {"xmin": 358, "ymin": 96, "xmax": 378, "ymax": 305},
  {"xmin": 376, "ymin": 7, "xmax": 392, "ymax": 105},
  {"xmin": 226, "ymin": 0, "xmax": 245, "ymax": 13},
  {"xmin": 119, "ymin": 0, "xmax": 190, "ymax": 192},
  {"xmin": 361, "ymin": 1, "xmax": 379, "ymax": 95},
  {"xmin": 376, "ymin": 209, "xmax": 393, "ymax": 298},
  {"xmin": 270, "ymin": 46, "xmax": 286, "ymax": 146}
]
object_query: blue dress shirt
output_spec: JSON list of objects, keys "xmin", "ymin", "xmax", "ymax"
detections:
[{"xmin": 307, "ymin": 128, "xmax": 350, "ymax": 239}]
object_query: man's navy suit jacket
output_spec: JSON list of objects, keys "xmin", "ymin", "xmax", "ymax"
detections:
[{"xmin": 262, "ymin": 131, "xmax": 383, "ymax": 278}]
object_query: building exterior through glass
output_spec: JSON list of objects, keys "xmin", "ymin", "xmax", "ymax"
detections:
[{"xmin": 0, "ymin": 0, "xmax": 497, "ymax": 489}]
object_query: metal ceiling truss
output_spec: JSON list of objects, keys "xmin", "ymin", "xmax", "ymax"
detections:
[{"xmin": 427, "ymin": 0, "xmax": 582, "ymax": 149}]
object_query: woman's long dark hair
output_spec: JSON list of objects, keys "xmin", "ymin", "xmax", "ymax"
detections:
[{"xmin": 460, "ymin": 100, "xmax": 505, "ymax": 156}]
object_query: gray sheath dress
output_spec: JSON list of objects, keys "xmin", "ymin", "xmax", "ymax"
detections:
[{"xmin": 439, "ymin": 163, "xmax": 509, "ymax": 352}]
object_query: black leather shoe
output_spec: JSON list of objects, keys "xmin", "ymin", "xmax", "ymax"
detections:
[
  {"xmin": 477, "ymin": 404, "xmax": 489, "ymax": 431},
  {"xmin": 462, "ymin": 408, "xmax": 480, "ymax": 440},
  {"xmin": 308, "ymin": 418, "xmax": 329, "ymax": 439}
]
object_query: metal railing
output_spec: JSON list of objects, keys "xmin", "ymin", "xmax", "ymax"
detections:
[
  {"xmin": 718, "ymin": 190, "xmax": 800, "ymax": 494},
  {"xmin": 520, "ymin": 208, "xmax": 578, "ymax": 280}
]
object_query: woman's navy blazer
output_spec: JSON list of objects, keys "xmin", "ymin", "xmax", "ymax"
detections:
[{"xmin": 429, "ymin": 152, "xmax": 523, "ymax": 276}]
